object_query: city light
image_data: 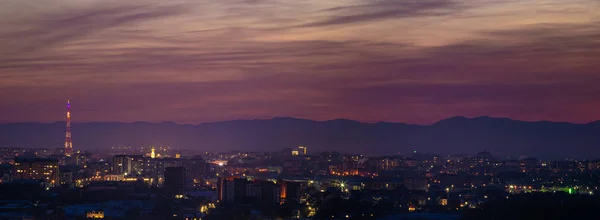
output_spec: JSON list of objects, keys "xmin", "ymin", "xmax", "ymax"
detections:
[{"xmin": 86, "ymin": 211, "xmax": 104, "ymax": 219}]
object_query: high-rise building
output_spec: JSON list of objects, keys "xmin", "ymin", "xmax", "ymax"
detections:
[
  {"xmin": 64, "ymin": 100, "xmax": 73, "ymax": 157},
  {"xmin": 223, "ymin": 179, "xmax": 236, "ymax": 204},
  {"xmin": 164, "ymin": 166, "xmax": 186, "ymax": 197},
  {"xmin": 128, "ymin": 155, "xmax": 145, "ymax": 176},
  {"xmin": 74, "ymin": 151, "xmax": 90, "ymax": 167},
  {"xmin": 219, "ymin": 178, "xmax": 246, "ymax": 204},
  {"xmin": 112, "ymin": 155, "xmax": 132, "ymax": 175},
  {"xmin": 284, "ymin": 181, "xmax": 302, "ymax": 203},
  {"xmin": 217, "ymin": 177, "xmax": 224, "ymax": 202},
  {"xmin": 14, "ymin": 158, "xmax": 60, "ymax": 187}
]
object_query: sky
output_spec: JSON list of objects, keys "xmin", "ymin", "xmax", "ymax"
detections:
[{"xmin": 0, "ymin": 0, "xmax": 599, "ymax": 124}]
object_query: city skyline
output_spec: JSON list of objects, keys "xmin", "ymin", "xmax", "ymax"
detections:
[{"xmin": 1, "ymin": 0, "xmax": 600, "ymax": 124}]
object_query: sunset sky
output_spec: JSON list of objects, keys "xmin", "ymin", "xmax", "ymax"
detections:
[{"xmin": 1, "ymin": 0, "xmax": 599, "ymax": 124}]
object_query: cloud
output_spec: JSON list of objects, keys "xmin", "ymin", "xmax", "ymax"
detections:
[
  {"xmin": 420, "ymin": 22, "xmax": 600, "ymax": 72},
  {"xmin": 0, "ymin": 3, "xmax": 185, "ymax": 55},
  {"xmin": 299, "ymin": 0, "xmax": 463, "ymax": 27},
  {"xmin": 0, "ymin": 0, "xmax": 600, "ymax": 124}
]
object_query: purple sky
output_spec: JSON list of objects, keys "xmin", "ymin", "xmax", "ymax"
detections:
[{"xmin": 1, "ymin": 0, "xmax": 599, "ymax": 124}]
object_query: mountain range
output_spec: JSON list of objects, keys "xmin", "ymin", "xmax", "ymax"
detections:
[{"xmin": 1, "ymin": 116, "xmax": 599, "ymax": 159}]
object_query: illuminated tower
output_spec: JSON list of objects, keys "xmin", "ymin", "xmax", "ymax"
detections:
[{"xmin": 64, "ymin": 100, "xmax": 73, "ymax": 156}]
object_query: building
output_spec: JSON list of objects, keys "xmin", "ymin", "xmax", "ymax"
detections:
[
  {"xmin": 245, "ymin": 180, "xmax": 281, "ymax": 203},
  {"xmin": 136, "ymin": 158, "xmax": 183, "ymax": 185},
  {"xmin": 320, "ymin": 151, "xmax": 341, "ymax": 163},
  {"xmin": 112, "ymin": 155, "xmax": 132, "ymax": 175},
  {"xmin": 246, "ymin": 181, "xmax": 262, "ymax": 198},
  {"xmin": 341, "ymin": 157, "xmax": 359, "ymax": 176},
  {"xmin": 14, "ymin": 158, "xmax": 59, "ymax": 187},
  {"xmin": 59, "ymin": 165, "xmax": 78, "ymax": 186},
  {"xmin": 291, "ymin": 146, "xmax": 308, "ymax": 156},
  {"xmin": 217, "ymin": 177, "xmax": 224, "ymax": 202},
  {"xmin": 283, "ymin": 181, "xmax": 302, "ymax": 203},
  {"xmin": 258, "ymin": 180, "xmax": 281, "ymax": 204},
  {"xmin": 220, "ymin": 178, "xmax": 281, "ymax": 205},
  {"xmin": 221, "ymin": 178, "xmax": 235, "ymax": 204},
  {"xmin": 74, "ymin": 151, "xmax": 90, "ymax": 167},
  {"xmin": 111, "ymin": 154, "xmax": 149, "ymax": 177},
  {"xmin": 0, "ymin": 164, "xmax": 13, "ymax": 182},
  {"xmin": 85, "ymin": 161, "xmax": 111, "ymax": 179},
  {"xmin": 183, "ymin": 157, "xmax": 208, "ymax": 182},
  {"xmin": 298, "ymin": 146, "xmax": 307, "ymax": 155},
  {"xmin": 404, "ymin": 178, "xmax": 429, "ymax": 191},
  {"xmin": 164, "ymin": 166, "xmax": 186, "ymax": 197},
  {"xmin": 218, "ymin": 178, "xmax": 242, "ymax": 204},
  {"xmin": 129, "ymin": 155, "xmax": 145, "ymax": 176},
  {"xmin": 283, "ymin": 159, "xmax": 301, "ymax": 174},
  {"xmin": 368, "ymin": 157, "xmax": 399, "ymax": 172}
]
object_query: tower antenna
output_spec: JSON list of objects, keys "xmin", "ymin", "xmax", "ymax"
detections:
[{"xmin": 65, "ymin": 100, "xmax": 73, "ymax": 156}]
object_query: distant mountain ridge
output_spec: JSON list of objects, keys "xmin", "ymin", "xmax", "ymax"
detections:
[{"xmin": 1, "ymin": 116, "xmax": 599, "ymax": 159}]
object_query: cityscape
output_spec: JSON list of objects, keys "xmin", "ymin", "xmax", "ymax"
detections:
[
  {"xmin": 0, "ymin": 101, "xmax": 599, "ymax": 219},
  {"xmin": 2, "ymin": 0, "xmax": 600, "ymax": 219}
]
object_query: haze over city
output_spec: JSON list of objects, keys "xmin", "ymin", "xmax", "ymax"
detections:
[{"xmin": 2, "ymin": 0, "xmax": 600, "ymax": 124}]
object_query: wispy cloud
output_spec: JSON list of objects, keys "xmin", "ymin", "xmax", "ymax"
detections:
[
  {"xmin": 0, "ymin": 0, "xmax": 599, "ymax": 123},
  {"xmin": 0, "ymin": 3, "xmax": 185, "ymax": 55},
  {"xmin": 300, "ymin": 0, "xmax": 464, "ymax": 27}
]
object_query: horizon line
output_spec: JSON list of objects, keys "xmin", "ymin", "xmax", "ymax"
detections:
[{"xmin": 1, "ymin": 115, "xmax": 599, "ymax": 126}]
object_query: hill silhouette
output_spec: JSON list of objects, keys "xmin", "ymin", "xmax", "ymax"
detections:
[{"xmin": 0, "ymin": 116, "xmax": 599, "ymax": 159}]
